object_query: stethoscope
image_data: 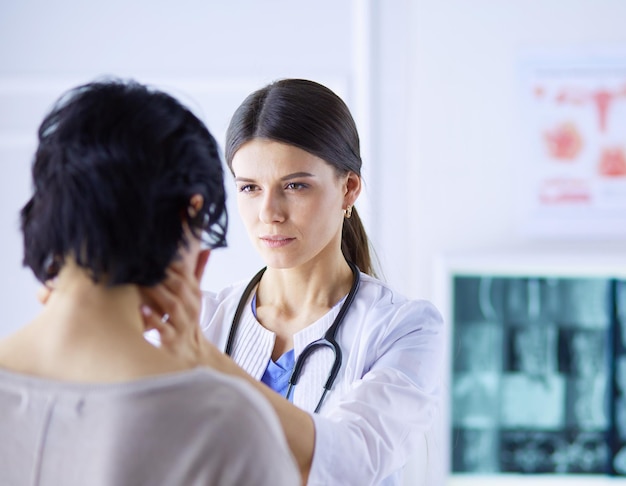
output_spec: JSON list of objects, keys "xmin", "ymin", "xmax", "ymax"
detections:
[{"xmin": 225, "ymin": 261, "xmax": 361, "ymax": 413}]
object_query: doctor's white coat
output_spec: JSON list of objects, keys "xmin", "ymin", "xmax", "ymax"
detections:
[{"xmin": 201, "ymin": 271, "xmax": 445, "ymax": 486}]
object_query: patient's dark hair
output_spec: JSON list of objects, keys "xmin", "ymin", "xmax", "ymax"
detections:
[{"xmin": 21, "ymin": 79, "xmax": 227, "ymax": 286}]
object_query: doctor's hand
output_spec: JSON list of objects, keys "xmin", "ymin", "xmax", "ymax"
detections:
[{"xmin": 140, "ymin": 249, "xmax": 217, "ymax": 368}]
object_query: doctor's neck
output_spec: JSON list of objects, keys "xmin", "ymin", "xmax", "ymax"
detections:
[{"xmin": 259, "ymin": 255, "xmax": 354, "ymax": 311}]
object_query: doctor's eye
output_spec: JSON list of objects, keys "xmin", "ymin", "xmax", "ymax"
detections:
[
  {"xmin": 237, "ymin": 184, "xmax": 258, "ymax": 193},
  {"xmin": 285, "ymin": 182, "xmax": 307, "ymax": 190}
]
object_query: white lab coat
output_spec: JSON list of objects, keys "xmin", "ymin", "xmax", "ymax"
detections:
[{"xmin": 201, "ymin": 271, "xmax": 445, "ymax": 486}]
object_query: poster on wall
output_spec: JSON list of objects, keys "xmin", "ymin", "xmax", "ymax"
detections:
[{"xmin": 518, "ymin": 53, "xmax": 626, "ymax": 238}]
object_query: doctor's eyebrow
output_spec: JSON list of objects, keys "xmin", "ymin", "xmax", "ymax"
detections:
[
  {"xmin": 234, "ymin": 172, "xmax": 316, "ymax": 183},
  {"xmin": 280, "ymin": 172, "xmax": 315, "ymax": 181}
]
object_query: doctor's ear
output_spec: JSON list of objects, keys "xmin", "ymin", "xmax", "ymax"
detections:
[{"xmin": 343, "ymin": 172, "xmax": 361, "ymax": 206}]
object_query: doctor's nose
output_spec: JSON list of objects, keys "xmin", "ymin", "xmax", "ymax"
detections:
[{"xmin": 259, "ymin": 192, "xmax": 286, "ymax": 224}]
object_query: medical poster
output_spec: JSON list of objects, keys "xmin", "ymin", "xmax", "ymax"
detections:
[{"xmin": 519, "ymin": 54, "xmax": 626, "ymax": 237}]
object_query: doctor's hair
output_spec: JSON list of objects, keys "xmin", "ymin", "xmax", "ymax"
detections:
[
  {"xmin": 225, "ymin": 78, "xmax": 376, "ymax": 277},
  {"xmin": 21, "ymin": 78, "xmax": 227, "ymax": 286}
]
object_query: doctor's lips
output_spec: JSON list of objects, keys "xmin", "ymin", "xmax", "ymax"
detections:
[{"xmin": 260, "ymin": 235, "xmax": 295, "ymax": 248}]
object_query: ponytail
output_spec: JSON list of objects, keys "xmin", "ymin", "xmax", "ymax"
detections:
[{"xmin": 341, "ymin": 207, "xmax": 377, "ymax": 278}]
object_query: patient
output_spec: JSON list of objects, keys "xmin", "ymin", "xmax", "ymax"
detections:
[{"xmin": 0, "ymin": 80, "xmax": 299, "ymax": 485}]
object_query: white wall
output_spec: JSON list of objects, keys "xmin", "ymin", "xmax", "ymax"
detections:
[{"xmin": 408, "ymin": 0, "xmax": 626, "ymax": 306}]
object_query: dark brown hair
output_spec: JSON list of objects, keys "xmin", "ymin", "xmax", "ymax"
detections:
[{"xmin": 225, "ymin": 78, "xmax": 376, "ymax": 276}]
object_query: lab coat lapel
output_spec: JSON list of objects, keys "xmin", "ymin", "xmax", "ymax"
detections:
[{"xmin": 230, "ymin": 309, "xmax": 275, "ymax": 381}]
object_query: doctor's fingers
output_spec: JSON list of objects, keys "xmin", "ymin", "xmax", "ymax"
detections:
[
  {"xmin": 164, "ymin": 266, "xmax": 203, "ymax": 321},
  {"xmin": 140, "ymin": 279, "xmax": 200, "ymax": 336},
  {"xmin": 159, "ymin": 259, "xmax": 203, "ymax": 313},
  {"xmin": 141, "ymin": 304, "xmax": 204, "ymax": 367},
  {"xmin": 140, "ymin": 285, "xmax": 188, "ymax": 334},
  {"xmin": 141, "ymin": 305, "xmax": 176, "ymax": 341}
]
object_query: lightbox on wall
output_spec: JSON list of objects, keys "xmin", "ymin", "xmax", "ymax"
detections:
[
  {"xmin": 436, "ymin": 252, "xmax": 626, "ymax": 486},
  {"xmin": 517, "ymin": 51, "xmax": 626, "ymax": 239}
]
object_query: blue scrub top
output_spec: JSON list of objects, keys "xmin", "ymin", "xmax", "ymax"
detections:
[{"xmin": 261, "ymin": 349, "xmax": 295, "ymax": 399}]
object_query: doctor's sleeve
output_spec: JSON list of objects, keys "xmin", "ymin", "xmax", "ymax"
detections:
[{"xmin": 307, "ymin": 300, "xmax": 445, "ymax": 486}]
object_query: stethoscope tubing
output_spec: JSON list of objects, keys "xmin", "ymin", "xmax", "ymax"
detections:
[{"xmin": 225, "ymin": 261, "xmax": 361, "ymax": 412}]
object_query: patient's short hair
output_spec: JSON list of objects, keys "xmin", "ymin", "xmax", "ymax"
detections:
[{"xmin": 21, "ymin": 79, "xmax": 227, "ymax": 286}]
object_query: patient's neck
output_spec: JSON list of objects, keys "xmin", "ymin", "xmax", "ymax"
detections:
[
  {"xmin": 0, "ymin": 260, "xmax": 186, "ymax": 382},
  {"xmin": 45, "ymin": 261, "xmax": 145, "ymax": 337}
]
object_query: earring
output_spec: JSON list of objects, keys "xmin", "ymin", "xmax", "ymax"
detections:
[{"xmin": 344, "ymin": 205, "xmax": 353, "ymax": 219}]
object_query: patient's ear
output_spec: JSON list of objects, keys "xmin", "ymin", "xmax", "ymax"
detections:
[{"xmin": 187, "ymin": 194, "xmax": 204, "ymax": 219}]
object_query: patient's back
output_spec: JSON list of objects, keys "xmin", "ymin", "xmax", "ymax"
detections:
[{"xmin": 0, "ymin": 367, "xmax": 298, "ymax": 486}]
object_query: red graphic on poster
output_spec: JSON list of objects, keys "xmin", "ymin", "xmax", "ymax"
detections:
[
  {"xmin": 543, "ymin": 122, "xmax": 583, "ymax": 161},
  {"xmin": 598, "ymin": 147, "xmax": 626, "ymax": 177},
  {"xmin": 555, "ymin": 85, "xmax": 626, "ymax": 132},
  {"xmin": 539, "ymin": 178, "xmax": 591, "ymax": 205}
]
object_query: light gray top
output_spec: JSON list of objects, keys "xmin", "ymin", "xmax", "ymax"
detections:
[{"xmin": 0, "ymin": 367, "xmax": 299, "ymax": 486}]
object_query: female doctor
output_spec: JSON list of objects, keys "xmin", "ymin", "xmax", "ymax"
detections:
[{"xmin": 143, "ymin": 78, "xmax": 445, "ymax": 485}]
